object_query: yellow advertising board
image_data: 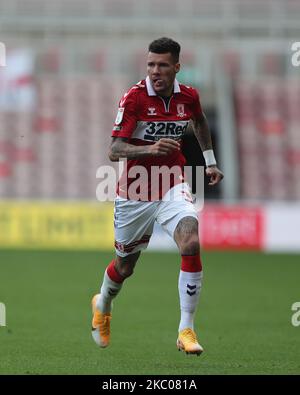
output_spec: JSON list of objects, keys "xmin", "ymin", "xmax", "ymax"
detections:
[{"xmin": 0, "ymin": 201, "xmax": 114, "ymax": 250}]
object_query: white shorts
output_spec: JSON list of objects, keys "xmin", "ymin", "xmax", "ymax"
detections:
[{"xmin": 114, "ymin": 183, "xmax": 198, "ymax": 257}]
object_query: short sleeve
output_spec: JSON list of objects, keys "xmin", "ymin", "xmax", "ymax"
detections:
[
  {"xmin": 111, "ymin": 90, "xmax": 138, "ymax": 138},
  {"xmin": 191, "ymin": 88, "xmax": 203, "ymax": 120}
]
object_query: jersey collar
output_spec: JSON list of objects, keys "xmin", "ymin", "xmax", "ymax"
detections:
[{"xmin": 145, "ymin": 76, "xmax": 181, "ymax": 96}]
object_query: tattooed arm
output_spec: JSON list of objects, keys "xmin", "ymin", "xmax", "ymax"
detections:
[
  {"xmin": 192, "ymin": 112, "xmax": 224, "ymax": 186},
  {"xmin": 192, "ymin": 112, "xmax": 214, "ymax": 152},
  {"xmin": 108, "ymin": 137, "xmax": 180, "ymax": 161}
]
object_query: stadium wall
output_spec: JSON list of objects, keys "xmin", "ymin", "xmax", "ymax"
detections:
[{"xmin": 0, "ymin": 202, "xmax": 299, "ymax": 253}]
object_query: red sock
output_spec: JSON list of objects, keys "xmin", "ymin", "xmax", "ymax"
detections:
[
  {"xmin": 181, "ymin": 255, "xmax": 202, "ymax": 272},
  {"xmin": 106, "ymin": 260, "xmax": 125, "ymax": 283}
]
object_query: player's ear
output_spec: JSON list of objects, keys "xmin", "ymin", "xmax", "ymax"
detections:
[{"xmin": 175, "ymin": 63, "xmax": 180, "ymax": 73}]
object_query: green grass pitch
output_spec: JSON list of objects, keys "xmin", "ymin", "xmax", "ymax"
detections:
[{"xmin": 0, "ymin": 249, "xmax": 300, "ymax": 375}]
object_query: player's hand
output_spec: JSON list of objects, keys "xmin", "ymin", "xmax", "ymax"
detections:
[
  {"xmin": 206, "ymin": 165, "xmax": 224, "ymax": 186},
  {"xmin": 149, "ymin": 138, "xmax": 181, "ymax": 156}
]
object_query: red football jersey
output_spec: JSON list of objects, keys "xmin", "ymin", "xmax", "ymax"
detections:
[{"xmin": 111, "ymin": 76, "xmax": 203, "ymax": 200}]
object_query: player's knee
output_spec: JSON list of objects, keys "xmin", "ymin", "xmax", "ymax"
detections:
[{"xmin": 179, "ymin": 238, "xmax": 200, "ymax": 255}]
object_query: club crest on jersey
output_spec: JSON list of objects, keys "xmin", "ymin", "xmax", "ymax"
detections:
[
  {"xmin": 177, "ymin": 104, "xmax": 186, "ymax": 117},
  {"xmin": 147, "ymin": 107, "xmax": 157, "ymax": 116},
  {"xmin": 115, "ymin": 107, "xmax": 125, "ymax": 125}
]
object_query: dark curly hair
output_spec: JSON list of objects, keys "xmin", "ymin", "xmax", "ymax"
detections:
[{"xmin": 148, "ymin": 37, "xmax": 181, "ymax": 63}]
